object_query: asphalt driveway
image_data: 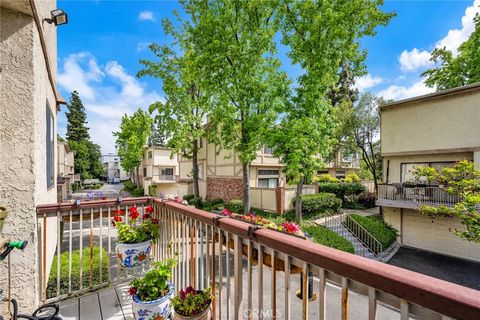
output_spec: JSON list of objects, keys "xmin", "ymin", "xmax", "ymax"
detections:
[{"xmin": 388, "ymin": 247, "xmax": 480, "ymax": 290}]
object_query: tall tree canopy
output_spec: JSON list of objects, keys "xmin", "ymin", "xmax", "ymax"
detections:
[
  {"xmin": 422, "ymin": 14, "xmax": 480, "ymax": 90},
  {"xmin": 269, "ymin": 0, "xmax": 393, "ymax": 221},
  {"xmin": 65, "ymin": 91, "xmax": 103, "ymax": 180},
  {"xmin": 113, "ymin": 109, "xmax": 152, "ymax": 185},
  {"xmin": 138, "ymin": 17, "xmax": 211, "ymax": 197},
  {"xmin": 184, "ymin": 0, "xmax": 290, "ymax": 213}
]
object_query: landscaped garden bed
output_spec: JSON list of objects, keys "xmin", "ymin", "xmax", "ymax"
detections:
[{"xmin": 347, "ymin": 214, "xmax": 397, "ymax": 248}]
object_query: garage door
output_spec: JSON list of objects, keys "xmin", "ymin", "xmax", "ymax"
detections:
[{"xmin": 403, "ymin": 209, "xmax": 480, "ymax": 262}]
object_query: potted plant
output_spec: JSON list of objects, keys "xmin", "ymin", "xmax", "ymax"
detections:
[
  {"xmin": 113, "ymin": 205, "xmax": 159, "ymax": 268},
  {"xmin": 172, "ymin": 286, "xmax": 213, "ymax": 320},
  {"xmin": 129, "ymin": 259, "xmax": 176, "ymax": 320},
  {"xmin": 0, "ymin": 206, "xmax": 8, "ymax": 231}
]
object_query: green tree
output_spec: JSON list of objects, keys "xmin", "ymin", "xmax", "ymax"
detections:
[
  {"xmin": 138, "ymin": 19, "xmax": 211, "ymax": 197},
  {"xmin": 65, "ymin": 91, "xmax": 103, "ymax": 180},
  {"xmin": 339, "ymin": 93, "xmax": 385, "ymax": 192},
  {"xmin": 184, "ymin": 0, "xmax": 289, "ymax": 213},
  {"xmin": 422, "ymin": 15, "xmax": 480, "ymax": 90},
  {"xmin": 113, "ymin": 109, "xmax": 152, "ymax": 186},
  {"xmin": 271, "ymin": 0, "xmax": 393, "ymax": 221},
  {"xmin": 413, "ymin": 161, "xmax": 480, "ymax": 243},
  {"xmin": 147, "ymin": 122, "xmax": 166, "ymax": 148}
]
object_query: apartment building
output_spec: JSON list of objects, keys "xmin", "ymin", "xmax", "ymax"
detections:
[
  {"xmin": 57, "ymin": 140, "xmax": 74, "ymax": 202},
  {"xmin": 377, "ymin": 83, "xmax": 480, "ymax": 262},
  {"xmin": 0, "ymin": 0, "xmax": 65, "ymax": 309},
  {"xmin": 101, "ymin": 154, "xmax": 128, "ymax": 182},
  {"xmin": 319, "ymin": 148, "xmax": 360, "ymax": 179},
  {"xmin": 140, "ymin": 147, "xmax": 182, "ymax": 197}
]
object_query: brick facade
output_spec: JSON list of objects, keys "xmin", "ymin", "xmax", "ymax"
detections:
[{"xmin": 206, "ymin": 177, "xmax": 243, "ymax": 202}]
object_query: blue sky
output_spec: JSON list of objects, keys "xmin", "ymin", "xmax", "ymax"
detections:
[{"xmin": 56, "ymin": 0, "xmax": 479, "ymax": 154}]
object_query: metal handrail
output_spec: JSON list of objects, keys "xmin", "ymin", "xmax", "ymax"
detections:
[
  {"xmin": 343, "ymin": 214, "xmax": 383, "ymax": 256},
  {"xmin": 34, "ymin": 197, "xmax": 480, "ymax": 320}
]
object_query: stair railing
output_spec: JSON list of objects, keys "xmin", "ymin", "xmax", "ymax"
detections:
[{"xmin": 343, "ymin": 215, "xmax": 383, "ymax": 257}]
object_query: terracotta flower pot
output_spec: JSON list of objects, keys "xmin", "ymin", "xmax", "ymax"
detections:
[
  {"xmin": 0, "ymin": 206, "xmax": 8, "ymax": 231},
  {"xmin": 115, "ymin": 240, "xmax": 151, "ymax": 268},
  {"xmin": 174, "ymin": 303, "xmax": 211, "ymax": 320},
  {"xmin": 132, "ymin": 283, "xmax": 174, "ymax": 320}
]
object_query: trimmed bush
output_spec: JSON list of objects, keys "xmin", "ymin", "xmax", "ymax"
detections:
[
  {"xmin": 131, "ymin": 187, "xmax": 145, "ymax": 197},
  {"xmin": 148, "ymin": 185, "xmax": 157, "ymax": 196},
  {"xmin": 208, "ymin": 198, "xmax": 224, "ymax": 206},
  {"xmin": 189, "ymin": 196, "xmax": 204, "ymax": 209},
  {"xmin": 348, "ymin": 214, "xmax": 397, "ymax": 248},
  {"xmin": 318, "ymin": 182, "xmax": 366, "ymax": 204},
  {"xmin": 301, "ymin": 224, "xmax": 355, "ymax": 253},
  {"xmin": 343, "ymin": 173, "xmax": 361, "ymax": 183},
  {"xmin": 47, "ymin": 246, "xmax": 109, "ymax": 299},
  {"xmin": 357, "ymin": 192, "xmax": 376, "ymax": 209},
  {"xmin": 225, "ymin": 199, "xmax": 243, "ymax": 213},
  {"xmin": 123, "ymin": 180, "xmax": 136, "ymax": 192},
  {"xmin": 183, "ymin": 194, "xmax": 195, "ymax": 202},
  {"xmin": 295, "ymin": 193, "xmax": 341, "ymax": 215},
  {"xmin": 315, "ymin": 174, "xmax": 339, "ymax": 183}
]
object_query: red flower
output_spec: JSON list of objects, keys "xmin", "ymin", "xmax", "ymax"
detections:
[
  {"xmin": 128, "ymin": 287, "xmax": 137, "ymax": 296},
  {"xmin": 151, "ymin": 218, "xmax": 160, "ymax": 225},
  {"xmin": 145, "ymin": 206, "xmax": 154, "ymax": 213},
  {"xmin": 114, "ymin": 209, "xmax": 124, "ymax": 216},
  {"xmin": 185, "ymin": 286, "xmax": 195, "ymax": 295},
  {"xmin": 129, "ymin": 207, "xmax": 139, "ymax": 220},
  {"xmin": 282, "ymin": 222, "xmax": 300, "ymax": 234},
  {"xmin": 142, "ymin": 213, "xmax": 151, "ymax": 220},
  {"xmin": 112, "ymin": 215, "xmax": 122, "ymax": 226},
  {"xmin": 179, "ymin": 289, "xmax": 186, "ymax": 300}
]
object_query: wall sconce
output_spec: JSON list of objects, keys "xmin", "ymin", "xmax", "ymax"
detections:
[{"xmin": 44, "ymin": 9, "xmax": 68, "ymax": 26}]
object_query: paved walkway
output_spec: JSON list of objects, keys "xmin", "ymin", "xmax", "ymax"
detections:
[{"xmin": 72, "ymin": 183, "xmax": 129, "ymax": 200}]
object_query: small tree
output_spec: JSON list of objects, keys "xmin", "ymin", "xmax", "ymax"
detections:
[
  {"xmin": 413, "ymin": 160, "xmax": 480, "ymax": 243},
  {"xmin": 113, "ymin": 109, "xmax": 152, "ymax": 186},
  {"xmin": 138, "ymin": 19, "xmax": 211, "ymax": 198}
]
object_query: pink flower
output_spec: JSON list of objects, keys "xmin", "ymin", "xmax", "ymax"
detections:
[
  {"xmin": 221, "ymin": 208, "xmax": 232, "ymax": 216},
  {"xmin": 175, "ymin": 196, "xmax": 182, "ymax": 203},
  {"xmin": 282, "ymin": 222, "xmax": 300, "ymax": 234}
]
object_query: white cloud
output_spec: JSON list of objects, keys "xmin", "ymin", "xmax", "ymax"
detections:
[
  {"xmin": 436, "ymin": 0, "xmax": 480, "ymax": 55},
  {"xmin": 399, "ymin": 48, "xmax": 433, "ymax": 71},
  {"xmin": 398, "ymin": 0, "xmax": 480, "ymax": 70},
  {"xmin": 138, "ymin": 10, "xmax": 154, "ymax": 21},
  {"xmin": 355, "ymin": 74, "xmax": 384, "ymax": 92},
  {"xmin": 136, "ymin": 41, "xmax": 151, "ymax": 52},
  {"xmin": 58, "ymin": 52, "xmax": 164, "ymax": 154},
  {"xmin": 376, "ymin": 80, "xmax": 434, "ymax": 101}
]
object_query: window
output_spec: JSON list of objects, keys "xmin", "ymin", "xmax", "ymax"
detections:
[
  {"xmin": 258, "ymin": 178, "xmax": 278, "ymax": 188},
  {"xmin": 198, "ymin": 164, "xmax": 204, "ymax": 180},
  {"xmin": 46, "ymin": 104, "xmax": 54, "ymax": 188},
  {"xmin": 160, "ymin": 168, "xmax": 174, "ymax": 176},
  {"xmin": 258, "ymin": 169, "xmax": 279, "ymax": 176},
  {"xmin": 400, "ymin": 162, "xmax": 455, "ymax": 184},
  {"xmin": 318, "ymin": 170, "xmax": 329, "ymax": 175},
  {"xmin": 148, "ymin": 151, "xmax": 152, "ymax": 159},
  {"xmin": 263, "ymin": 146, "xmax": 272, "ymax": 155},
  {"xmin": 143, "ymin": 167, "xmax": 147, "ymax": 177},
  {"xmin": 335, "ymin": 170, "xmax": 346, "ymax": 179}
]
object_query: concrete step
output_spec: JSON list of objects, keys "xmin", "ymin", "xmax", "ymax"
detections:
[{"xmin": 324, "ymin": 221, "xmax": 377, "ymax": 260}]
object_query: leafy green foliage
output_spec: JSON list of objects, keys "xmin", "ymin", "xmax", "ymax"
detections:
[
  {"xmin": 295, "ymin": 193, "xmax": 342, "ymax": 216},
  {"xmin": 318, "ymin": 183, "xmax": 366, "ymax": 204},
  {"xmin": 66, "ymin": 91, "xmax": 90, "ymax": 142},
  {"xmin": 422, "ymin": 15, "xmax": 480, "ymax": 90},
  {"xmin": 47, "ymin": 246, "xmax": 108, "ymax": 298},
  {"xmin": 123, "ymin": 180, "xmax": 136, "ymax": 192},
  {"xmin": 348, "ymin": 214, "xmax": 397, "ymax": 248},
  {"xmin": 114, "ymin": 208, "xmax": 159, "ymax": 244},
  {"xmin": 315, "ymin": 174, "xmax": 340, "ymax": 183},
  {"xmin": 171, "ymin": 287, "xmax": 213, "ymax": 317},
  {"xmin": 414, "ymin": 160, "xmax": 480, "ymax": 242},
  {"xmin": 189, "ymin": 196, "xmax": 204, "ymax": 209},
  {"xmin": 129, "ymin": 259, "xmax": 176, "ymax": 302},
  {"xmin": 183, "ymin": 194, "xmax": 195, "ymax": 202},
  {"xmin": 344, "ymin": 173, "xmax": 361, "ymax": 183},
  {"xmin": 301, "ymin": 223, "xmax": 355, "ymax": 254},
  {"xmin": 225, "ymin": 200, "xmax": 243, "ymax": 214},
  {"xmin": 357, "ymin": 192, "xmax": 377, "ymax": 209},
  {"xmin": 113, "ymin": 109, "xmax": 152, "ymax": 174}
]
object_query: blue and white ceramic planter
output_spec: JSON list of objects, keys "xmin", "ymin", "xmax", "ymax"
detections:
[
  {"xmin": 116, "ymin": 240, "xmax": 151, "ymax": 268},
  {"xmin": 132, "ymin": 283, "xmax": 175, "ymax": 320}
]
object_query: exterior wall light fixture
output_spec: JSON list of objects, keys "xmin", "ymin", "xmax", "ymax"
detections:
[{"xmin": 44, "ymin": 9, "xmax": 68, "ymax": 26}]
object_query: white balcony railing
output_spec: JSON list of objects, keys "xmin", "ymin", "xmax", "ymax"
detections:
[
  {"xmin": 377, "ymin": 184, "xmax": 462, "ymax": 208},
  {"xmin": 152, "ymin": 174, "xmax": 178, "ymax": 183}
]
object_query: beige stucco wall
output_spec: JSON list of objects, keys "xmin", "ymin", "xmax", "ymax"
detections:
[
  {"xmin": 382, "ymin": 207, "xmax": 402, "ymax": 239},
  {"xmin": 381, "ymin": 90, "xmax": 480, "ymax": 155},
  {"xmin": 0, "ymin": 1, "xmax": 58, "ymax": 311}
]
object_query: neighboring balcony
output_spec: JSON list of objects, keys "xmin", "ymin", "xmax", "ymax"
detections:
[
  {"xmin": 152, "ymin": 174, "xmax": 179, "ymax": 183},
  {"xmin": 376, "ymin": 184, "xmax": 462, "ymax": 209}
]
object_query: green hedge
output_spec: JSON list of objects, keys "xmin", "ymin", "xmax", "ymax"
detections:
[
  {"xmin": 47, "ymin": 246, "xmax": 109, "ymax": 299},
  {"xmin": 131, "ymin": 187, "xmax": 145, "ymax": 197},
  {"xmin": 348, "ymin": 214, "xmax": 397, "ymax": 248},
  {"xmin": 183, "ymin": 194, "xmax": 195, "ymax": 202},
  {"xmin": 225, "ymin": 199, "xmax": 243, "ymax": 213},
  {"xmin": 318, "ymin": 183, "xmax": 366, "ymax": 205},
  {"xmin": 295, "ymin": 193, "xmax": 341, "ymax": 216},
  {"xmin": 123, "ymin": 180, "xmax": 136, "ymax": 192},
  {"xmin": 302, "ymin": 224, "xmax": 355, "ymax": 253}
]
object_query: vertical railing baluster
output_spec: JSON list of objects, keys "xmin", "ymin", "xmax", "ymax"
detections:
[
  {"xmin": 284, "ymin": 254, "xmax": 291, "ymax": 320},
  {"xmin": 56, "ymin": 210, "xmax": 61, "ymax": 298},
  {"xmin": 79, "ymin": 208, "xmax": 83, "ymax": 290},
  {"xmin": 99, "ymin": 207, "xmax": 103, "ymax": 284},
  {"xmin": 68, "ymin": 210, "xmax": 73, "ymax": 294},
  {"xmin": 233, "ymin": 235, "xmax": 243, "ymax": 320},
  {"xmin": 368, "ymin": 287, "xmax": 377, "ymax": 320},
  {"xmin": 302, "ymin": 262, "xmax": 309, "ymax": 320},
  {"xmin": 271, "ymin": 250, "xmax": 277, "ymax": 320},
  {"xmin": 89, "ymin": 208, "xmax": 94, "ymax": 288},
  {"xmin": 341, "ymin": 277, "xmax": 348, "ymax": 320},
  {"xmin": 318, "ymin": 268, "xmax": 326, "ymax": 320},
  {"xmin": 211, "ymin": 225, "xmax": 216, "ymax": 320},
  {"xmin": 247, "ymin": 241, "xmax": 253, "ymax": 320},
  {"xmin": 42, "ymin": 212, "xmax": 47, "ymax": 302},
  {"xmin": 206, "ymin": 223, "xmax": 211, "ymax": 288},
  {"xmin": 218, "ymin": 229, "xmax": 223, "ymax": 320},
  {"xmin": 258, "ymin": 245, "xmax": 264, "ymax": 320},
  {"xmin": 107, "ymin": 206, "xmax": 112, "ymax": 282},
  {"xmin": 400, "ymin": 299, "xmax": 409, "ymax": 320},
  {"xmin": 226, "ymin": 232, "xmax": 231, "ymax": 319}
]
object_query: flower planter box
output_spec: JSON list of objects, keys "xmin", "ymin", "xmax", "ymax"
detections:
[
  {"xmin": 174, "ymin": 305, "xmax": 211, "ymax": 320},
  {"xmin": 132, "ymin": 283, "xmax": 174, "ymax": 320},
  {"xmin": 116, "ymin": 240, "xmax": 151, "ymax": 268}
]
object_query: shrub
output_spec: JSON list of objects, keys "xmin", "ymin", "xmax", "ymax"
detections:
[
  {"xmin": 225, "ymin": 199, "xmax": 243, "ymax": 213},
  {"xmin": 318, "ymin": 182, "xmax": 366, "ymax": 204},
  {"xmin": 208, "ymin": 198, "xmax": 224, "ymax": 206},
  {"xmin": 189, "ymin": 196, "xmax": 204, "ymax": 209},
  {"xmin": 315, "ymin": 174, "xmax": 339, "ymax": 183},
  {"xmin": 296, "ymin": 193, "xmax": 341, "ymax": 215},
  {"xmin": 129, "ymin": 259, "xmax": 176, "ymax": 302},
  {"xmin": 131, "ymin": 187, "xmax": 145, "ymax": 197},
  {"xmin": 344, "ymin": 173, "xmax": 361, "ymax": 183},
  {"xmin": 357, "ymin": 192, "xmax": 376, "ymax": 209},
  {"xmin": 123, "ymin": 181, "xmax": 136, "ymax": 192},
  {"xmin": 72, "ymin": 182, "xmax": 80, "ymax": 192},
  {"xmin": 183, "ymin": 194, "xmax": 195, "ymax": 202},
  {"xmin": 348, "ymin": 214, "xmax": 397, "ymax": 248},
  {"xmin": 148, "ymin": 185, "xmax": 157, "ymax": 196},
  {"xmin": 301, "ymin": 224, "xmax": 355, "ymax": 253},
  {"xmin": 47, "ymin": 246, "xmax": 109, "ymax": 299}
]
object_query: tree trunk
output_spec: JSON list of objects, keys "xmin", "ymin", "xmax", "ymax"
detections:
[
  {"xmin": 368, "ymin": 142, "xmax": 379, "ymax": 193},
  {"xmin": 242, "ymin": 163, "xmax": 250, "ymax": 214},
  {"xmin": 192, "ymin": 139, "xmax": 200, "ymax": 198},
  {"xmin": 295, "ymin": 176, "xmax": 305, "ymax": 223}
]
